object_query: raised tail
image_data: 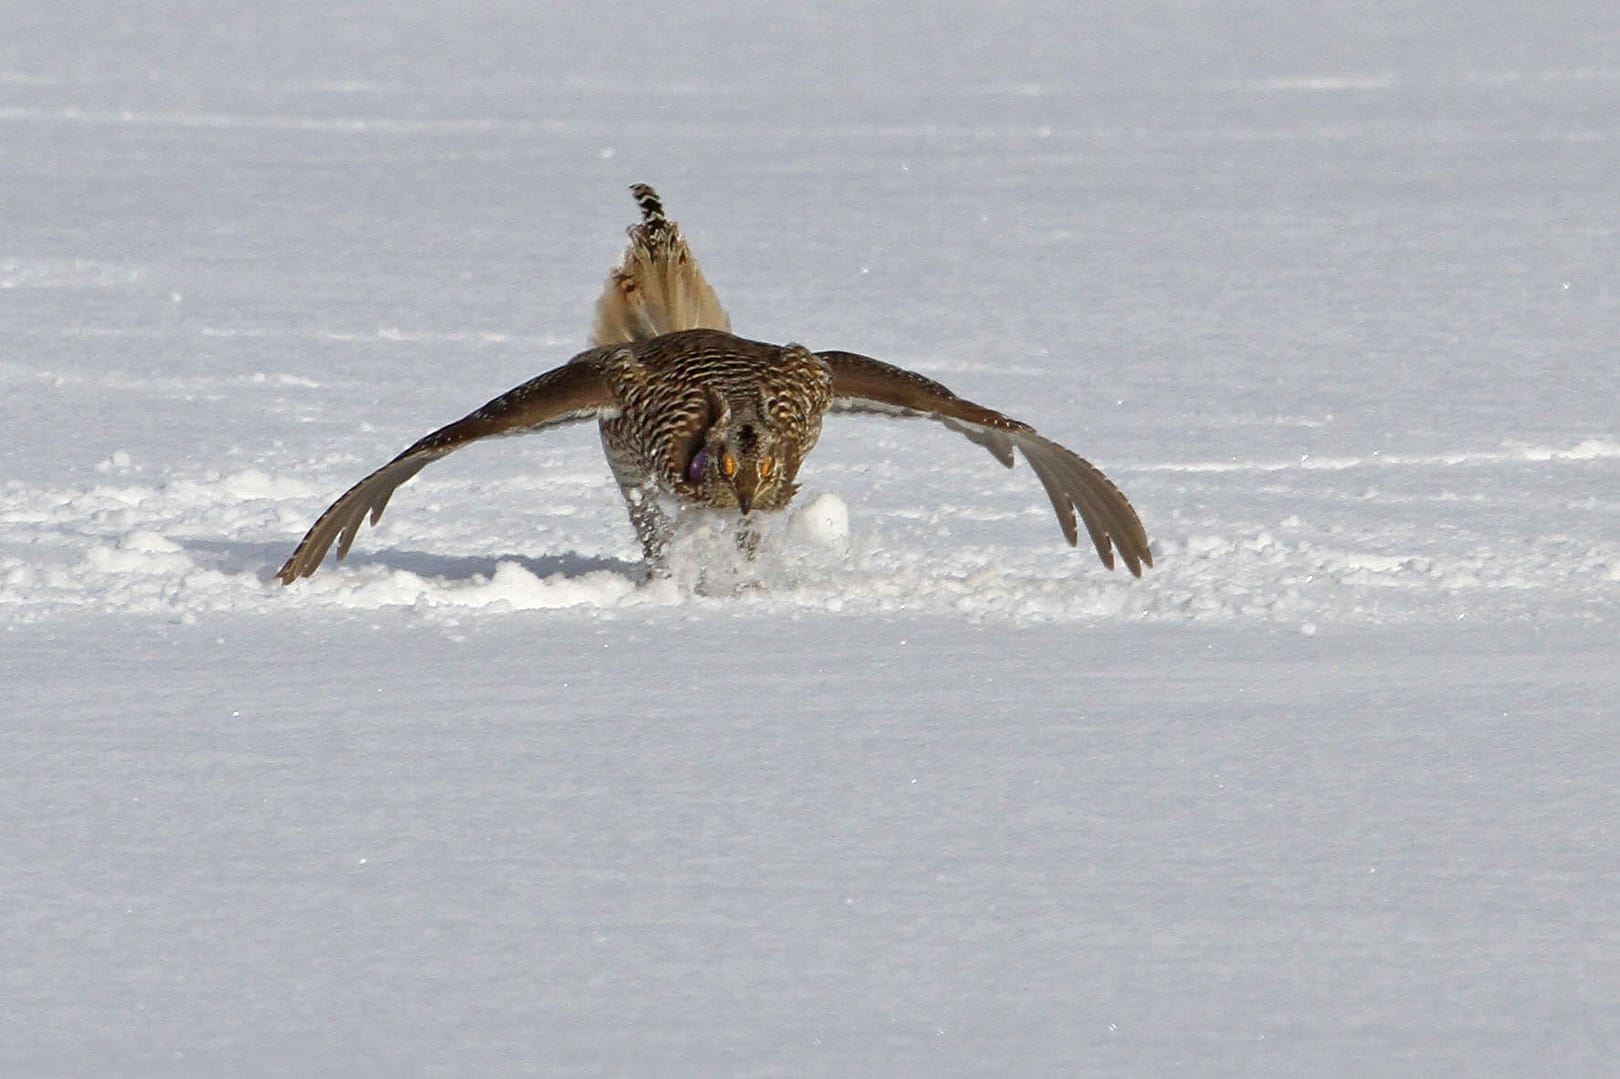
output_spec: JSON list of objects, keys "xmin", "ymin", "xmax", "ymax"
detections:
[{"xmin": 590, "ymin": 184, "xmax": 731, "ymax": 346}]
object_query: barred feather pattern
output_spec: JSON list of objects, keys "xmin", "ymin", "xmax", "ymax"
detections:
[
  {"xmin": 591, "ymin": 184, "xmax": 731, "ymax": 346},
  {"xmin": 276, "ymin": 184, "xmax": 1151, "ymax": 582},
  {"xmin": 597, "ymin": 328, "xmax": 832, "ymax": 511}
]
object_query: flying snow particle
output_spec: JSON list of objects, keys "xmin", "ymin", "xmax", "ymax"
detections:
[{"xmin": 787, "ymin": 492, "xmax": 851, "ymax": 557}]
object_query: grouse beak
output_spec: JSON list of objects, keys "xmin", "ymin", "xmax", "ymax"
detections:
[{"xmin": 732, "ymin": 472, "xmax": 757, "ymax": 515}]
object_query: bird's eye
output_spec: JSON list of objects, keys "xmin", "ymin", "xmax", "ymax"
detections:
[
  {"xmin": 759, "ymin": 457, "xmax": 774, "ymax": 478},
  {"xmin": 721, "ymin": 453, "xmax": 737, "ymax": 477}
]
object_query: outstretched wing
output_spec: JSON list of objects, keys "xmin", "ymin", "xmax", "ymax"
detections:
[
  {"xmin": 276, "ymin": 356, "xmax": 617, "ymax": 583},
  {"xmin": 818, "ymin": 349, "xmax": 1152, "ymax": 576}
]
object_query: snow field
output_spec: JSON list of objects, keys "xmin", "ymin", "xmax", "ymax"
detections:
[{"xmin": 4, "ymin": 2, "xmax": 1619, "ymax": 1075}]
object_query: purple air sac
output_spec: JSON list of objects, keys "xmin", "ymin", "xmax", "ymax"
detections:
[{"xmin": 686, "ymin": 447, "xmax": 709, "ymax": 483}]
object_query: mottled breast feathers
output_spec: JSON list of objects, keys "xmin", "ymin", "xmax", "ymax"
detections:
[
  {"xmin": 597, "ymin": 329, "xmax": 832, "ymax": 510},
  {"xmin": 276, "ymin": 183, "xmax": 1152, "ymax": 584}
]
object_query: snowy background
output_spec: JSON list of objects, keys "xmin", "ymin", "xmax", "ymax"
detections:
[{"xmin": 4, "ymin": 2, "xmax": 1618, "ymax": 1075}]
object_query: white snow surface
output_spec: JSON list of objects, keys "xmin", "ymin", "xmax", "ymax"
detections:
[{"xmin": 4, "ymin": 3, "xmax": 1619, "ymax": 1076}]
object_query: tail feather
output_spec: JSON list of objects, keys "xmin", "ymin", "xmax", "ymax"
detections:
[{"xmin": 591, "ymin": 184, "xmax": 731, "ymax": 346}]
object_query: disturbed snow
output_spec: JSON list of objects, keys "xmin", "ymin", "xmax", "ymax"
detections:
[{"xmin": 4, "ymin": 3, "xmax": 1619, "ymax": 1077}]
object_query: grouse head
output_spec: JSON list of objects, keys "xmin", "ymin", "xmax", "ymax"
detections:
[{"xmin": 688, "ymin": 394, "xmax": 796, "ymax": 513}]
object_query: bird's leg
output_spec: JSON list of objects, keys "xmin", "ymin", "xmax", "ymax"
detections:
[
  {"xmin": 620, "ymin": 483, "xmax": 674, "ymax": 570},
  {"xmin": 733, "ymin": 516, "xmax": 763, "ymax": 560},
  {"xmin": 600, "ymin": 429, "xmax": 675, "ymax": 572}
]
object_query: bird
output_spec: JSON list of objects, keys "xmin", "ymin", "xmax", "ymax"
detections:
[{"xmin": 275, "ymin": 184, "xmax": 1151, "ymax": 584}]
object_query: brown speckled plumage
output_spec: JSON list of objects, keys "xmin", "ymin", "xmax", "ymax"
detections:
[{"xmin": 275, "ymin": 185, "xmax": 1151, "ymax": 584}]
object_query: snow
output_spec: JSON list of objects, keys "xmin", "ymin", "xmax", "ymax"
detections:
[{"xmin": 4, "ymin": 2, "xmax": 1619, "ymax": 1075}]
